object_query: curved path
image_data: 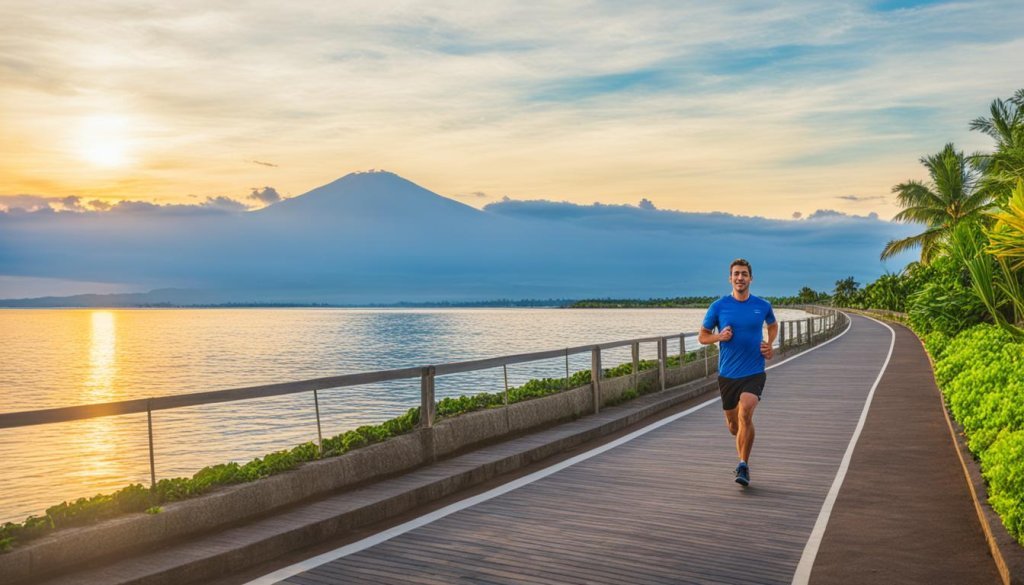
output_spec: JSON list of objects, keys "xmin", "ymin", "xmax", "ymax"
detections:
[{"xmin": 252, "ymin": 314, "xmax": 998, "ymax": 584}]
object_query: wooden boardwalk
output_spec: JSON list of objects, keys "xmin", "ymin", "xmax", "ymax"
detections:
[{"xmin": 255, "ymin": 314, "xmax": 972, "ymax": 585}]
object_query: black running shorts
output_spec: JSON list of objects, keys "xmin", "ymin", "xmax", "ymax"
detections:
[{"xmin": 717, "ymin": 372, "xmax": 767, "ymax": 410}]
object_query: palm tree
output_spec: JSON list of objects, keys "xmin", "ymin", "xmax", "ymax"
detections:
[
  {"xmin": 970, "ymin": 88, "xmax": 1024, "ymax": 143},
  {"xmin": 881, "ymin": 143, "xmax": 992, "ymax": 264},
  {"xmin": 970, "ymin": 88, "xmax": 1024, "ymax": 205}
]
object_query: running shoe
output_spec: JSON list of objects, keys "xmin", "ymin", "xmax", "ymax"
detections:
[{"xmin": 735, "ymin": 462, "xmax": 750, "ymax": 486}]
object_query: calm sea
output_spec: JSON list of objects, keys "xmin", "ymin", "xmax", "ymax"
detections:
[{"xmin": 0, "ymin": 307, "xmax": 810, "ymax": 522}]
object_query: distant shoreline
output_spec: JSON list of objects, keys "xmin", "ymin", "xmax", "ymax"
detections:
[
  {"xmin": 0, "ymin": 299, "xmax": 579, "ymax": 309},
  {"xmin": 0, "ymin": 296, "xmax": 809, "ymax": 309}
]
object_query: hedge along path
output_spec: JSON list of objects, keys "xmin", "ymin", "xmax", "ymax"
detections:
[{"xmin": 249, "ymin": 314, "xmax": 963, "ymax": 585}]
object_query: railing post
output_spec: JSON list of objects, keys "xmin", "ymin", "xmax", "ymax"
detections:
[
  {"xmin": 420, "ymin": 366, "xmax": 435, "ymax": 428},
  {"xmin": 658, "ymin": 337, "xmax": 667, "ymax": 392},
  {"xmin": 503, "ymin": 364, "xmax": 511, "ymax": 432},
  {"xmin": 796, "ymin": 321, "xmax": 802, "ymax": 345},
  {"xmin": 704, "ymin": 344, "xmax": 710, "ymax": 377},
  {"xmin": 313, "ymin": 390, "xmax": 324, "ymax": 458},
  {"xmin": 631, "ymin": 341, "xmax": 640, "ymax": 390},
  {"xmin": 807, "ymin": 317, "xmax": 813, "ymax": 342},
  {"xmin": 147, "ymin": 399, "xmax": 156, "ymax": 490},
  {"xmin": 778, "ymin": 320, "xmax": 785, "ymax": 349},
  {"xmin": 564, "ymin": 349, "xmax": 570, "ymax": 391},
  {"xmin": 679, "ymin": 334, "xmax": 686, "ymax": 369},
  {"xmin": 590, "ymin": 346, "xmax": 602, "ymax": 414}
]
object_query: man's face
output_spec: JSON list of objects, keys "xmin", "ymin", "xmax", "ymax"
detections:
[{"xmin": 729, "ymin": 264, "xmax": 752, "ymax": 293}]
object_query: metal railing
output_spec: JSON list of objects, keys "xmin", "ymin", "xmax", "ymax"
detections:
[
  {"xmin": 843, "ymin": 307, "xmax": 909, "ymax": 324},
  {"xmin": 0, "ymin": 310, "xmax": 843, "ymax": 489}
]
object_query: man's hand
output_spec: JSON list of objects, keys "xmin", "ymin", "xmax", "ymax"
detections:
[
  {"xmin": 760, "ymin": 341, "xmax": 774, "ymax": 360},
  {"xmin": 718, "ymin": 326, "xmax": 733, "ymax": 342}
]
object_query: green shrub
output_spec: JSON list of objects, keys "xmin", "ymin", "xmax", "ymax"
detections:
[
  {"xmin": 934, "ymin": 326, "xmax": 1022, "ymax": 450},
  {"xmin": 981, "ymin": 430, "xmax": 1024, "ymax": 543},
  {"xmin": 922, "ymin": 331, "xmax": 951, "ymax": 360},
  {"xmin": 926, "ymin": 323, "xmax": 1024, "ymax": 544},
  {"xmin": 906, "ymin": 256, "xmax": 988, "ymax": 336},
  {"xmin": 933, "ymin": 324, "xmax": 1012, "ymax": 387}
]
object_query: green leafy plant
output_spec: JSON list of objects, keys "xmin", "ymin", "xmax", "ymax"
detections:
[
  {"xmin": 905, "ymin": 256, "xmax": 987, "ymax": 336},
  {"xmin": 981, "ymin": 430, "xmax": 1024, "ymax": 542},
  {"xmin": 926, "ymin": 324, "xmax": 1024, "ymax": 542}
]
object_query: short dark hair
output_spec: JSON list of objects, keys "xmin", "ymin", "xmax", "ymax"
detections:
[{"xmin": 730, "ymin": 258, "xmax": 752, "ymax": 275}]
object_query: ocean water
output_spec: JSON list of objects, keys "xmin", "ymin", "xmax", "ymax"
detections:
[{"xmin": 0, "ymin": 306, "xmax": 810, "ymax": 522}]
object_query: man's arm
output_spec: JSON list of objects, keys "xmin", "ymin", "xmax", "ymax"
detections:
[
  {"xmin": 760, "ymin": 322, "xmax": 779, "ymax": 359},
  {"xmin": 699, "ymin": 326, "xmax": 732, "ymax": 345}
]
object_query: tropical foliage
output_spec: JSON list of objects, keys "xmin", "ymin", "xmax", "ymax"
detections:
[
  {"xmin": 796, "ymin": 286, "xmax": 830, "ymax": 304},
  {"xmin": 970, "ymin": 89, "xmax": 1024, "ymax": 205},
  {"xmin": 988, "ymin": 181, "xmax": 1024, "ymax": 270},
  {"xmin": 928, "ymin": 326, "xmax": 1024, "ymax": 541},
  {"xmin": 854, "ymin": 88, "xmax": 1024, "ymax": 543},
  {"xmin": 831, "ymin": 276, "xmax": 861, "ymax": 307},
  {"xmin": 881, "ymin": 143, "xmax": 992, "ymax": 264}
]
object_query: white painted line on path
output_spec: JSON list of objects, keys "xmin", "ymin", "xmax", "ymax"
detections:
[
  {"xmin": 248, "ymin": 315, "xmax": 854, "ymax": 585},
  {"xmin": 791, "ymin": 314, "xmax": 896, "ymax": 585}
]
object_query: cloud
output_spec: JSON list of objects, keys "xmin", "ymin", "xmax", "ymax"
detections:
[
  {"xmin": 837, "ymin": 194, "xmax": 886, "ymax": 202},
  {"xmin": 806, "ymin": 209, "xmax": 845, "ymax": 219},
  {"xmin": 249, "ymin": 160, "xmax": 279, "ymax": 167},
  {"xmin": 483, "ymin": 198, "xmax": 914, "ymax": 258},
  {"xmin": 0, "ymin": 196, "xmax": 250, "ymax": 216},
  {"xmin": 105, "ymin": 197, "xmax": 249, "ymax": 214},
  {"xmin": 60, "ymin": 196, "xmax": 83, "ymax": 211},
  {"xmin": 248, "ymin": 186, "xmax": 282, "ymax": 205},
  {"xmin": 0, "ymin": 194, "xmax": 97, "ymax": 213},
  {"xmin": 0, "ymin": 195, "xmax": 57, "ymax": 212},
  {"xmin": 203, "ymin": 196, "xmax": 250, "ymax": 212},
  {"xmin": 792, "ymin": 211, "xmax": 803, "ymax": 219},
  {"xmin": 637, "ymin": 198, "xmax": 657, "ymax": 210}
]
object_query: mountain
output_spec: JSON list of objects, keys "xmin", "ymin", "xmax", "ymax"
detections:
[
  {"xmin": 0, "ymin": 170, "xmax": 919, "ymax": 305},
  {"xmin": 258, "ymin": 171, "xmax": 484, "ymax": 221}
]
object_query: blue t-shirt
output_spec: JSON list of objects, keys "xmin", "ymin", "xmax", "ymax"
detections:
[{"xmin": 702, "ymin": 294, "xmax": 777, "ymax": 379}]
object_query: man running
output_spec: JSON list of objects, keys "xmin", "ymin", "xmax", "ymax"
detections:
[{"xmin": 698, "ymin": 258, "xmax": 778, "ymax": 487}]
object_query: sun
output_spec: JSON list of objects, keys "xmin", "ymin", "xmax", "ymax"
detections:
[{"xmin": 76, "ymin": 115, "xmax": 134, "ymax": 168}]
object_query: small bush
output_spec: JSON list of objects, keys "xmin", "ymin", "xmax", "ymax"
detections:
[
  {"xmin": 925, "ymin": 323, "xmax": 1024, "ymax": 544},
  {"xmin": 981, "ymin": 430, "xmax": 1024, "ymax": 543},
  {"xmin": 922, "ymin": 331, "xmax": 951, "ymax": 360}
]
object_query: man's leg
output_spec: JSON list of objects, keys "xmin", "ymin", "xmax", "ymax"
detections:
[
  {"xmin": 736, "ymin": 392, "xmax": 759, "ymax": 462},
  {"xmin": 723, "ymin": 408, "xmax": 739, "ymax": 438}
]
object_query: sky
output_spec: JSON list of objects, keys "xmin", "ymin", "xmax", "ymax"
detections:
[{"xmin": 2, "ymin": 0, "xmax": 1023, "ymax": 222}]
